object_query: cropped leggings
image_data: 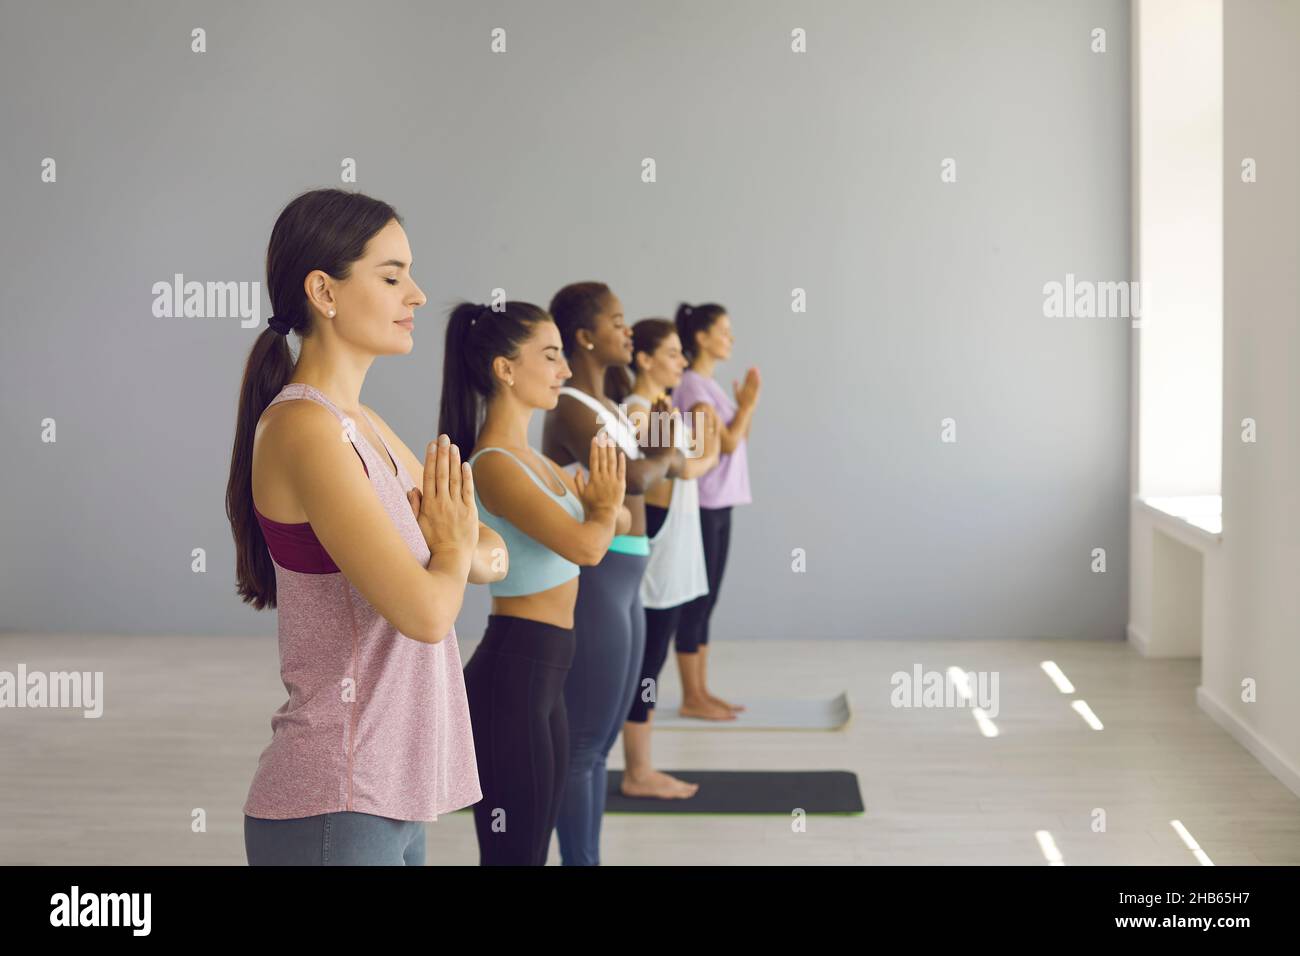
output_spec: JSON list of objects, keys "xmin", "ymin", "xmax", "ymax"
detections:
[
  {"xmin": 244, "ymin": 811, "xmax": 426, "ymax": 865},
  {"xmin": 462, "ymin": 614, "xmax": 575, "ymax": 866},
  {"xmin": 674, "ymin": 505, "xmax": 733, "ymax": 654},
  {"xmin": 628, "ymin": 504, "xmax": 679, "ymax": 724},
  {"xmin": 556, "ymin": 549, "xmax": 648, "ymax": 866}
]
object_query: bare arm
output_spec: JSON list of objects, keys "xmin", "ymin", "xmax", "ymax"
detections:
[
  {"xmin": 680, "ymin": 452, "xmax": 720, "ymax": 479},
  {"xmin": 729, "ymin": 368, "xmax": 761, "ymax": 447},
  {"xmin": 674, "ymin": 404, "xmax": 722, "ymax": 478},
  {"xmin": 473, "ymin": 442, "xmax": 622, "ymax": 566},
  {"xmin": 272, "ymin": 405, "xmax": 472, "ymax": 644},
  {"xmin": 693, "ymin": 400, "xmax": 753, "ymax": 455},
  {"xmin": 362, "ymin": 405, "xmax": 507, "ymax": 585},
  {"xmin": 628, "ymin": 400, "xmax": 717, "ymax": 481},
  {"xmin": 684, "ymin": 368, "xmax": 760, "ymax": 455},
  {"xmin": 468, "ymin": 525, "xmax": 508, "ymax": 584},
  {"xmin": 550, "ymin": 457, "xmax": 632, "ymax": 535},
  {"xmin": 553, "ymin": 393, "xmax": 682, "ymax": 494}
]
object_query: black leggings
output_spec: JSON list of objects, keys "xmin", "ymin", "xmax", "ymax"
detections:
[
  {"xmin": 628, "ymin": 505, "xmax": 680, "ymax": 723},
  {"xmin": 674, "ymin": 505, "xmax": 732, "ymax": 654},
  {"xmin": 462, "ymin": 614, "xmax": 574, "ymax": 866}
]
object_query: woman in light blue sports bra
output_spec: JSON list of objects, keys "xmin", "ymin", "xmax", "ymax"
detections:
[{"xmin": 438, "ymin": 299, "xmax": 628, "ymax": 867}]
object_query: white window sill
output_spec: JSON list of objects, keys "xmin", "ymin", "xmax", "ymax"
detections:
[{"xmin": 1136, "ymin": 495, "xmax": 1223, "ymax": 548}]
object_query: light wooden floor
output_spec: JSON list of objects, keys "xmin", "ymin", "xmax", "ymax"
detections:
[{"xmin": 1, "ymin": 632, "xmax": 1296, "ymax": 865}]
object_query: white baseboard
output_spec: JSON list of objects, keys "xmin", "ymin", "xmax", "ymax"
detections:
[
  {"xmin": 1197, "ymin": 685, "xmax": 1300, "ymax": 800},
  {"xmin": 1126, "ymin": 622, "xmax": 1202, "ymax": 660},
  {"xmin": 1126, "ymin": 622, "xmax": 1150, "ymax": 656}
]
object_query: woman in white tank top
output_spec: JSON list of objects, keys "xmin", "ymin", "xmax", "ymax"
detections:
[{"xmin": 616, "ymin": 319, "xmax": 723, "ymax": 800}]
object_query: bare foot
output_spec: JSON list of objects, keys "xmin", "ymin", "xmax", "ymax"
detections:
[
  {"xmin": 706, "ymin": 693, "xmax": 745, "ymax": 712},
  {"xmin": 679, "ymin": 698, "xmax": 736, "ymax": 720},
  {"xmin": 621, "ymin": 769, "xmax": 700, "ymax": 799}
]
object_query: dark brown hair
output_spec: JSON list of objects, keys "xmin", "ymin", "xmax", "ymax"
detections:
[
  {"xmin": 548, "ymin": 281, "xmax": 611, "ymax": 357},
  {"xmin": 226, "ymin": 188, "xmax": 401, "ymax": 610},
  {"xmin": 437, "ymin": 300, "xmax": 552, "ymax": 453},
  {"xmin": 608, "ymin": 317, "xmax": 678, "ymax": 402},
  {"xmin": 674, "ymin": 301, "xmax": 727, "ymax": 364}
]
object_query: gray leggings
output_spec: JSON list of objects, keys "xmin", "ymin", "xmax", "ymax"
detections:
[
  {"xmin": 555, "ymin": 548, "xmax": 649, "ymax": 865},
  {"xmin": 244, "ymin": 811, "xmax": 426, "ymax": 866}
]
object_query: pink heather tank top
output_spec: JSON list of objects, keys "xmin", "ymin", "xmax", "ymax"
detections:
[{"xmin": 243, "ymin": 382, "xmax": 482, "ymax": 822}]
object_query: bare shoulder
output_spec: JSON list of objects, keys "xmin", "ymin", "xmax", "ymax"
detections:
[
  {"xmin": 554, "ymin": 389, "xmax": 605, "ymax": 437},
  {"xmin": 257, "ymin": 397, "xmax": 342, "ymax": 461},
  {"xmin": 468, "ymin": 446, "xmax": 529, "ymax": 514},
  {"xmin": 252, "ymin": 399, "xmax": 357, "ymax": 520},
  {"xmin": 541, "ymin": 406, "xmax": 574, "ymax": 463},
  {"xmin": 555, "ymin": 389, "xmax": 594, "ymax": 421}
]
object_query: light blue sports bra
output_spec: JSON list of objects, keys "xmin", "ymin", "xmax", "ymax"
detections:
[{"xmin": 468, "ymin": 446, "xmax": 586, "ymax": 597}]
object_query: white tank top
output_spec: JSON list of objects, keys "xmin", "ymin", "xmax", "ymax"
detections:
[
  {"xmin": 624, "ymin": 394, "xmax": 709, "ymax": 609},
  {"xmin": 557, "ymin": 386, "xmax": 643, "ymax": 481}
]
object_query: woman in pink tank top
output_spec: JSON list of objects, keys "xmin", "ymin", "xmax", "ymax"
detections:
[{"xmin": 225, "ymin": 188, "xmax": 506, "ymax": 866}]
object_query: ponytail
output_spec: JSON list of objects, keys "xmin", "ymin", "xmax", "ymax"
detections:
[
  {"xmin": 437, "ymin": 300, "xmax": 551, "ymax": 453},
  {"xmin": 225, "ymin": 328, "xmax": 295, "ymax": 610},
  {"xmin": 438, "ymin": 302, "xmax": 492, "ymax": 453}
]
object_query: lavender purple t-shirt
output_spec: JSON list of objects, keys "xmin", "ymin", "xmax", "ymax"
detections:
[{"xmin": 672, "ymin": 369, "xmax": 752, "ymax": 509}]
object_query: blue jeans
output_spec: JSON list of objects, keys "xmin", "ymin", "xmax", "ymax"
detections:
[
  {"xmin": 244, "ymin": 811, "xmax": 426, "ymax": 865},
  {"xmin": 556, "ymin": 549, "xmax": 648, "ymax": 865}
]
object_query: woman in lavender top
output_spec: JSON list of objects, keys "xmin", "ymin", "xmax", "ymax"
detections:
[{"xmin": 669, "ymin": 302, "xmax": 762, "ymax": 718}]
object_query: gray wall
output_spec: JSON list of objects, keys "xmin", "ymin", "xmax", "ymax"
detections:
[{"xmin": 0, "ymin": 0, "xmax": 1131, "ymax": 640}]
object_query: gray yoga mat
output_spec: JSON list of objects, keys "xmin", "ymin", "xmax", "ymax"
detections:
[{"xmin": 649, "ymin": 691, "xmax": 851, "ymax": 730}]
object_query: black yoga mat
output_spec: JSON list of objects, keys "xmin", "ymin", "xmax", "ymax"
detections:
[{"xmin": 604, "ymin": 770, "xmax": 864, "ymax": 814}]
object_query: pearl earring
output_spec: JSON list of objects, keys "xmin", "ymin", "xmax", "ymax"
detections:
[
  {"xmin": 586, "ymin": 343, "xmax": 594, "ymax": 350},
  {"xmin": 328, "ymin": 309, "xmax": 335, "ymax": 317}
]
